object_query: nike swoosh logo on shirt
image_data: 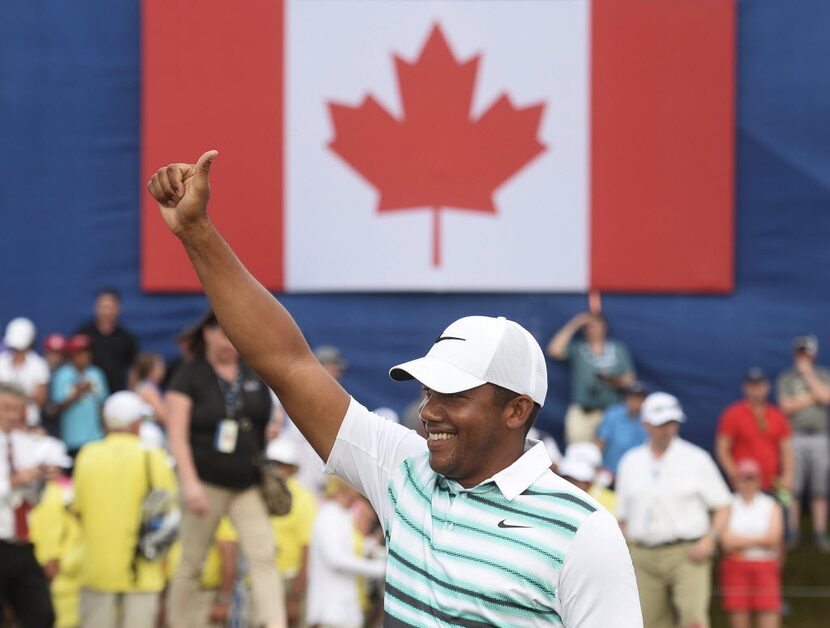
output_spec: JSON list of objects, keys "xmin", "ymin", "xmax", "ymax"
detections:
[{"xmin": 497, "ymin": 520, "xmax": 532, "ymax": 529}]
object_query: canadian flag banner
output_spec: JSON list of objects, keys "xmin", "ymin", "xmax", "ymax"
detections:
[{"xmin": 142, "ymin": 0, "xmax": 734, "ymax": 293}]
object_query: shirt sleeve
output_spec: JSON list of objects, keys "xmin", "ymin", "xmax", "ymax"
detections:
[
  {"xmin": 215, "ymin": 517, "xmax": 239, "ymax": 543},
  {"xmin": 167, "ymin": 362, "xmax": 195, "ymax": 397},
  {"xmin": 557, "ymin": 508, "xmax": 643, "ymax": 627},
  {"xmin": 51, "ymin": 368, "xmax": 72, "ymax": 403},
  {"xmin": 314, "ymin": 511, "xmax": 386, "ymax": 579},
  {"xmin": 717, "ymin": 407, "xmax": 737, "ymax": 437},
  {"xmin": 325, "ymin": 398, "xmax": 427, "ymax": 529},
  {"xmin": 698, "ymin": 452, "xmax": 732, "ymax": 509},
  {"xmin": 32, "ymin": 356, "xmax": 50, "ymax": 386},
  {"xmin": 597, "ymin": 409, "xmax": 614, "ymax": 441},
  {"xmin": 614, "ymin": 454, "xmax": 633, "ymax": 522}
]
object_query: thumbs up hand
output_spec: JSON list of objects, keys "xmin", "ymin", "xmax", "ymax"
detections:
[{"xmin": 147, "ymin": 150, "xmax": 219, "ymax": 236}]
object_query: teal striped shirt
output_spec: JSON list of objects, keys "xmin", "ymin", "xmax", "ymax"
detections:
[{"xmin": 326, "ymin": 398, "xmax": 642, "ymax": 627}]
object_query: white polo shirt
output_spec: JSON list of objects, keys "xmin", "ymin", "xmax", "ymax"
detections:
[
  {"xmin": 0, "ymin": 350, "xmax": 49, "ymax": 425},
  {"xmin": 615, "ymin": 437, "xmax": 731, "ymax": 546},
  {"xmin": 326, "ymin": 398, "xmax": 643, "ymax": 627}
]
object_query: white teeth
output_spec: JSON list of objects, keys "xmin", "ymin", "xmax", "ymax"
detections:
[{"xmin": 428, "ymin": 432, "xmax": 456, "ymax": 441}]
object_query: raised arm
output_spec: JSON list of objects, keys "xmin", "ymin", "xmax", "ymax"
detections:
[
  {"xmin": 147, "ymin": 152, "xmax": 349, "ymax": 461},
  {"xmin": 546, "ymin": 313, "xmax": 591, "ymax": 360}
]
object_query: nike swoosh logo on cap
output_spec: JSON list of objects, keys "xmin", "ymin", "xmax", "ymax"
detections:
[
  {"xmin": 497, "ymin": 519, "xmax": 532, "ymax": 529},
  {"xmin": 434, "ymin": 336, "xmax": 466, "ymax": 343}
]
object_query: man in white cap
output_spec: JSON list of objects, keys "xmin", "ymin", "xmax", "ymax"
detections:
[
  {"xmin": 147, "ymin": 151, "xmax": 642, "ymax": 626},
  {"xmin": 72, "ymin": 391, "xmax": 176, "ymax": 628},
  {"xmin": 616, "ymin": 392, "xmax": 731, "ymax": 628},
  {"xmin": 0, "ymin": 317, "xmax": 50, "ymax": 427}
]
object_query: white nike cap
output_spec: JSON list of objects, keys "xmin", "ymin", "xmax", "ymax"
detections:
[{"xmin": 389, "ymin": 316, "xmax": 548, "ymax": 406}]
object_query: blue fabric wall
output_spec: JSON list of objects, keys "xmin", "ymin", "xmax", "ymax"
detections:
[{"xmin": 2, "ymin": 1, "xmax": 830, "ymax": 449}]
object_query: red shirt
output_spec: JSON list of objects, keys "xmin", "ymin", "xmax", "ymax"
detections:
[{"xmin": 717, "ymin": 401, "xmax": 791, "ymax": 490}]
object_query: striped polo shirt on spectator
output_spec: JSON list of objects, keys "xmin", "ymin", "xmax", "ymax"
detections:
[{"xmin": 326, "ymin": 399, "xmax": 642, "ymax": 627}]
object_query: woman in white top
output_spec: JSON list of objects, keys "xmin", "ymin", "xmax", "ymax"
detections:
[
  {"xmin": 132, "ymin": 352, "xmax": 167, "ymax": 425},
  {"xmin": 720, "ymin": 458, "xmax": 784, "ymax": 628}
]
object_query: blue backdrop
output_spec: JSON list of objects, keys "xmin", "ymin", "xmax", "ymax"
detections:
[{"xmin": 2, "ymin": 1, "xmax": 830, "ymax": 449}]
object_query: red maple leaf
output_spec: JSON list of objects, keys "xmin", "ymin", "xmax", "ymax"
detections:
[{"xmin": 328, "ymin": 24, "xmax": 547, "ymax": 267}]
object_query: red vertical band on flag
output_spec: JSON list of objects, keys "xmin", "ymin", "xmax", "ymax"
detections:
[
  {"xmin": 591, "ymin": 0, "xmax": 735, "ymax": 293},
  {"xmin": 141, "ymin": 0, "xmax": 284, "ymax": 291}
]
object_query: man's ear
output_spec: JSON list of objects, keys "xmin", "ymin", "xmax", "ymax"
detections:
[{"xmin": 503, "ymin": 395, "xmax": 534, "ymax": 432}]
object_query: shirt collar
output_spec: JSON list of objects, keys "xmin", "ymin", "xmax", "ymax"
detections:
[{"xmin": 488, "ymin": 439, "xmax": 552, "ymax": 501}]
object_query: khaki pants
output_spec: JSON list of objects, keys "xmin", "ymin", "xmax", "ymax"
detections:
[
  {"xmin": 167, "ymin": 483, "xmax": 285, "ymax": 628},
  {"xmin": 629, "ymin": 542, "xmax": 711, "ymax": 628},
  {"xmin": 564, "ymin": 404, "xmax": 604, "ymax": 444},
  {"xmin": 190, "ymin": 589, "xmax": 216, "ymax": 627},
  {"xmin": 80, "ymin": 589, "xmax": 159, "ymax": 628}
]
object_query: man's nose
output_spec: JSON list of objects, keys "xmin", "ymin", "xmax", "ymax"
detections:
[{"xmin": 419, "ymin": 395, "xmax": 440, "ymax": 422}]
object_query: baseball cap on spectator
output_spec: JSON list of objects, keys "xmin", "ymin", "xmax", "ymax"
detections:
[
  {"xmin": 743, "ymin": 367, "xmax": 768, "ymax": 383},
  {"xmin": 266, "ymin": 438, "xmax": 300, "ymax": 466},
  {"xmin": 624, "ymin": 380, "xmax": 648, "ymax": 396},
  {"xmin": 792, "ymin": 335, "xmax": 819, "ymax": 356},
  {"xmin": 4, "ymin": 317, "xmax": 36, "ymax": 351},
  {"xmin": 558, "ymin": 457, "xmax": 596, "ymax": 483},
  {"xmin": 65, "ymin": 334, "xmax": 92, "ymax": 353},
  {"xmin": 43, "ymin": 333, "xmax": 67, "ymax": 353},
  {"xmin": 564, "ymin": 442, "xmax": 602, "ymax": 469},
  {"xmin": 735, "ymin": 458, "xmax": 761, "ymax": 479},
  {"xmin": 314, "ymin": 345, "xmax": 347, "ymax": 369},
  {"xmin": 389, "ymin": 316, "xmax": 548, "ymax": 406},
  {"xmin": 641, "ymin": 392, "xmax": 686, "ymax": 426},
  {"xmin": 103, "ymin": 391, "xmax": 151, "ymax": 430}
]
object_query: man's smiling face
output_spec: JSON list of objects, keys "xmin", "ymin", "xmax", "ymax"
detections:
[{"xmin": 420, "ymin": 383, "xmax": 529, "ymax": 488}]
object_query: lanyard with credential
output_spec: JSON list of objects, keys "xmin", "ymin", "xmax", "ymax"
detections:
[
  {"xmin": 214, "ymin": 369, "xmax": 244, "ymax": 454},
  {"xmin": 216, "ymin": 368, "xmax": 244, "ymax": 421}
]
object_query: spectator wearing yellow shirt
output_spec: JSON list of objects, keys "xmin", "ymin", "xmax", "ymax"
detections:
[
  {"xmin": 265, "ymin": 438, "xmax": 318, "ymax": 628},
  {"xmin": 29, "ymin": 475, "xmax": 83, "ymax": 628},
  {"xmin": 72, "ymin": 391, "xmax": 177, "ymax": 628}
]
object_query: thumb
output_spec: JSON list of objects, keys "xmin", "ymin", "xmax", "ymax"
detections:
[{"xmin": 194, "ymin": 150, "xmax": 219, "ymax": 186}]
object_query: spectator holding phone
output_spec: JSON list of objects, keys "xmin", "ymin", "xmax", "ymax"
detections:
[{"xmin": 50, "ymin": 335, "xmax": 109, "ymax": 456}]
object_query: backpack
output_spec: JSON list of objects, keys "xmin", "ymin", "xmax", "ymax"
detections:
[{"xmin": 136, "ymin": 450, "xmax": 180, "ymax": 561}]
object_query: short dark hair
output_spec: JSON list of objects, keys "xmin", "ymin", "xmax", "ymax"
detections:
[
  {"xmin": 97, "ymin": 286, "xmax": 121, "ymax": 301},
  {"xmin": 490, "ymin": 384, "xmax": 542, "ymax": 434}
]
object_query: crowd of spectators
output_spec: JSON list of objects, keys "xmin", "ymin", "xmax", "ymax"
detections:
[{"xmin": 1, "ymin": 297, "xmax": 828, "ymax": 628}]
